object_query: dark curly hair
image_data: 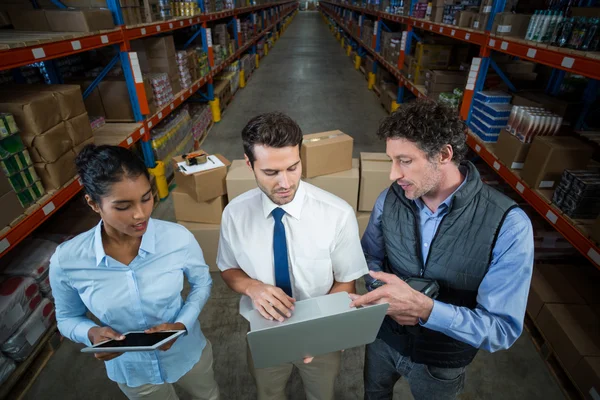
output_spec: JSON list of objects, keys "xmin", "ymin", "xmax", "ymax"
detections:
[
  {"xmin": 242, "ymin": 112, "xmax": 303, "ymax": 167},
  {"xmin": 376, "ymin": 100, "xmax": 468, "ymax": 164}
]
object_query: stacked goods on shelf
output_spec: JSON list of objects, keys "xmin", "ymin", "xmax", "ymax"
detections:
[
  {"xmin": 176, "ymin": 50, "xmax": 199, "ymax": 90},
  {"xmin": 173, "ymin": 152, "xmax": 231, "ymax": 271},
  {"xmin": 361, "ymin": 19, "xmax": 374, "ymax": 47},
  {"xmin": 198, "ymin": 50, "xmax": 210, "ymax": 78},
  {"xmin": 171, "ymin": 0, "xmax": 201, "ymax": 17},
  {"xmin": 0, "ymin": 277, "xmax": 42, "ymax": 352},
  {"xmin": 187, "ymin": 103, "xmax": 213, "ymax": 146},
  {"xmin": 468, "ymin": 91, "xmax": 511, "ymax": 142},
  {"xmin": 0, "ymin": 85, "xmax": 88, "ymax": 191},
  {"xmin": 148, "ymin": 73, "xmax": 175, "ymax": 109},
  {"xmin": 241, "ymin": 21, "xmax": 253, "ymax": 44},
  {"xmin": 8, "ymin": 8, "xmax": 115, "ymax": 32},
  {"xmin": 412, "ymin": 1, "xmax": 428, "ymax": 19},
  {"xmin": 438, "ymin": 88, "xmax": 463, "ymax": 110},
  {"xmin": 552, "ymin": 170, "xmax": 600, "ymax": 219},
  {"xmin": 423, "ymin": 69, "xmax": 466, "ymax": 99},
  {"xmin": 241, "ymin": 54, "xmax": 256, "ymax": 81},
  {"xmin": 223, "ymin": 61, "xmax": 241, "ymax": 94},
  {"xmin": 213, "ymin": 24, "xmax": 231, "ymax": 67},
  {"xmin": 525, "ymin": 9, "xmax": 599, "ymax": 51},
  {"xmin": 381, "ymin": 30, "xmax": 402, "ymax": 65},
  {"xmin": 213, "ymin": 76, "xmax": 232, "ymax": 113},
  {"xmin": 491, "ymin": 12, "xmax": 532, "ymax": 38},
  {"xmin": 405, "ymin": 42, "xmax": 453, "ymax": 85},
  {"xmin": 257, "ymin": 38, "xmax": 266, "ymax": 57},
  {"xmin": 150, "ymin": 108, "xmax": 193, "ymax": 179}
]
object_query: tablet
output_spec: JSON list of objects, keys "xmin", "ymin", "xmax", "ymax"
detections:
[{"xmin": 80, "ymin": 330, "xmax": 185, "ymax": 353}]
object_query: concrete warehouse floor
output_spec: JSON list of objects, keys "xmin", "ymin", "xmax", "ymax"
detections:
[{"xmin": 24, "ymin": 11, "xmax": 564, "ymax": 400}]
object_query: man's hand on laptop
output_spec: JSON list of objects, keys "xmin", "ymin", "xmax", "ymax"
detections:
[{"xmin": 246, "ymin": 281, "xmax": 296, "ymax": 322}]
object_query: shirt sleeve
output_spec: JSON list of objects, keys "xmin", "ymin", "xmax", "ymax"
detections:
[
  {"xmin": 175, "ymin": 231, "xmax": 213, "ymax": 331},
  {"xmin": 49, "ymin": 249, "xmax": 98, "ymax": 347},
  {"xmin": 216, "ymin": 210, "xmax": 240, "ymax": 271},
  {"xmin": 422, "ymin": 208, "xmax": 534, "ymax": 352},
  {"xmin": 330, "ymin": 208, "xmax": 369, "ymax": 283},
  {"xmin": 361, "ymin": 188, "xmax": 388, "ymax": 290}
]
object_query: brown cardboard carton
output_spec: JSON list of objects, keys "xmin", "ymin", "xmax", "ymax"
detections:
[
  {"xmin": 480, "ymin": 0, "xmax": 493, "ymax": 13},
  {"xmin": 74, "ymin": 137, "xmax": 95, "ymax": 155},
  {"xmin": 305, "ymin": 159, "xmax": 359, "ymax": 212},
  {"xmin": 179, "ymin": 221, "xmax": 221, "ymax": 272},
  {"xmin": 491, "ymin": 12, "xmax": 531, "ymax": 38},
  {"xmin": 357, "ymin": 212, "xmax": 371, "ymax": 238},
  {"xmin": 429, "ymin": 6, "xmax": 444, "ymax": 23},
  {"xmin": 143, "ymin": 36, "xmax": 176, "ymax": 59},
  {"xmin": 22, "ymin": 122, "xmax": 73, "ymax": 164},
  {"xmin": 495, "ymin": 129, "xmax": 530, "ymax": 170},
  {"xmin": 173, "ymin": 154, "xmax": 231, "ymax": 203},
  {"xmin": 380, "ymin": 89, "xmax": 395, "ymax": 114},
  {"xmin": 456, "ymin": 11, "xmax": 476, "ymax": 27},
  {"xmin": 30, "ymin": 85, "xmax": 86, "ymax": 120},
  {"xmin": 527, "ymin": 264, "xmax": 585, "ymax": 320},
  {"xmin": 0, "ymin": 190, "xmax": 24, "ymax": 230},
  {"xmin": 0, "ymin": 92, "xmax": 61, "ymax": 136},
  {"xmin": 226, "ymin": 160, "xmax": 257, "ymax": 201},
  {"xmin": 536, "ymin": 304, "xmax": 600, "ymax": 374},
  {"xmin": 521, "ymin": 136, "xmax": 593, "ymax": 190},
  {"xmin": 359, "ymin": 153, "xmax": 392, "ymax": 212},
  {"xmin": 301, "ymin": 130, "xmax": 353, "ymax": 178},
  {"xmin": 35, "ymin": 150, "xmax": 77, "ymax": 190},
  {"xmin": 65, "ymin": 112, "xmax": 93, "ymax": 146},
  {"xmin": 98, "ymin": 80, "xmax": 135, "ymax": 121},
  {"xmin": 8, "ymin": 10, "xmax": 50, "ymax": 31},
  {"xmin": 472, "ymin": 13, "xmax": 490, "ymax": 30},
  {"xmin": 571, "ymin": 357, "xmax": 600, "ymax": 398},
  {"xmin": 45, "ymin": 10, "xmax": 115, "ymax": 32},
  {"xmin": 425, "ymin": 70, "xmax": 466, "ymax": 84},
  {"xmin": 173, "ymin": 187, "xmax": 225, "ymax": 224},
  {"xmin": 425, "ymin": 81, "xmax": 461, "ymax": 93},
  {"xmin": 148, "ymin": 57, "xmax": 180, "ymax": 76}
]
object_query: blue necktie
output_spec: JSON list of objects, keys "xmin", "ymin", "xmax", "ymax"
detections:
[{"xmin": 272, "ymin": 207, "xmax": 292, "ymax": 297}]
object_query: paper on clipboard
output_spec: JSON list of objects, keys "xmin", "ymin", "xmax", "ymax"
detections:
[{"xmin": 177, "ymin": 155, "xmax": 225, "ymax": 175}]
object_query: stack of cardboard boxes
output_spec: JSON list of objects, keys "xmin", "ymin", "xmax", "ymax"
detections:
[
  {"xmin": 404, "ymin": 42, "xmax": 453, "ymax": 86},
  {"xmin": 8, "ymin": 8, "xmax": 115, "ymax": 32},
  {"xmin": 423, "ymin": 70, "xmax": 466, "ymax": 99},
  {"xmin": 0, "ymin": 85, "xmax": 91, "ymax": 191}
]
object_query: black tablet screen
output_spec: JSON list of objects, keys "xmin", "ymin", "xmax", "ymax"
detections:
[{"xmin": 95, "ymin": 332, "xmax": 177, "ymax": 348}]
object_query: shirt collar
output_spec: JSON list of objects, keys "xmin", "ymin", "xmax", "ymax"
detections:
[
  {"xmin": 261, "ymin": 180, "xmax": 306, "ymax": 220},
  {"xmin": 93, "ymin": 218, "xmax": 156, "ymax": 267},
  {"xmin": 414, "ymin": 168, "xmax": 469, "ymax": 214}
]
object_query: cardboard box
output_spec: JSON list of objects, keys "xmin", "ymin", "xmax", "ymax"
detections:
[
  {"xmin": 0, "ymin": 92, "xmax": 61, "ymax": 136},
  {"xmin": 380, "ymin": 89, "xmax": 396, "ymax": 114},
  {"xmin": 8, "ymin": 9, "xmax": 50, "ymax": 31},
  {"xmin": 173, "ymin": 154, "xmax": 230, "ymax": 203},
  {"xmin": 456, "ymin": 11, "xmax": 476, "ymax": 28},
  {"xmin": 512, "ymin": 91, "xmax": 580, "ymax": 121},
  {"xmin": 491, "ymin": 12, "xmax": 531, "ymax": 38},
  {"xmin": 305, "ymin": 159, "xmax": 359, "ymax": 212},
  {"xmin": 480, "ymin": 0, "xmax": 494, "ymax": 13},
  {"xmin": 425, "ymin": 81, "xmax": 461, "ymax": 93},
  {"xmin": 536, "ymin": 304, "xmax": 600, "ymax": 374},
  {"xmin": 301, "ymin": 130, "xmax": 353, "ymax": 178},
  {"xmin": 428, "ymin": 6, "xmax": 444, "ymax": 23},
  {"xmin": 143, "ymin": 36, "xmax": 176, "ymax": 59},
  {"xmin": 98, "ymin": 80, "xmax": 135, "ymax": 121},
  {"xmin": 45, "ymin": 10, "xmax": 115, "ymax": 32},
  {"xmin": 34, "ymin": 150, "xmax": 77, "ymax": 190},
  {"xmin": 30, "ymin": 85, "xmax": 86, "ymax": 121},
  {"xmin": 357, "ymin": 212, "xmax": 371, "ymax": 238},
  {"xmin": 415, "ymin": 43, "xmax": 452, "ymax": 69},
  {"xmin": 148, "ymin": 57, "xmax": 180, "ymax": 76},
  {"xmin": 74, "ymin": 137, "xmax": 95, "ymax": 155},
  {"xmin": 527, "ymin": 264, "xmax": 585, "ymax": 320},
  {"xmin": 425, "ymin": 70, "xmax": 467, "ymax": 84},
  {"xmin": 226, "ymin": 160, "xmax": 257, "ymax": 201},
  {"xmin": 359, "ymin": 153, "xmax": 392, "ymax": 212},
  {"xmin": 0, "ymin": 190, "xmax": 24, "ymax": 229},
  {"xmin": 495, "ymin": 129, "xmax": 530, "ymax": 170},
  {"xmin": 179, "ymin": 221, "xmax": 221, "ymax": 272},
  {"xmin": 472, "ymin": 13, "xmax": 490, "ymax": 31},
  {"xmin": 521, "ymin": 136, "xmax": 593, "ymax": 190},
  {"xmin": 65, "ymin": 112, "xmax": 93, "ymax": 146},
  {"xmin": 173, "ymin": 187, "xmax": 225, "ymax": 224},
  {"xmin": 572, "ymin": 357, "xmax": 600, "ymax": 399},
  {"xmin": 22, "ymin": 122, "xmax": 72, "ymax": 164}
]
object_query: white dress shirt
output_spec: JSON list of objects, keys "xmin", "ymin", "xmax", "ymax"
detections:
[{"xmin": 217, "ymin": 181, "xmax": 368, "ymax": 304}]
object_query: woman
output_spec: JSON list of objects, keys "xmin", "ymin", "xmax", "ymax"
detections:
[{"xmin": 49, "ymin": 145, "xmax": 219, "ymax": 400}]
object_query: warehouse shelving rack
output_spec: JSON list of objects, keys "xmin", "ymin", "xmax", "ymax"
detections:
[
  {"xmin": 320, "ymin": 1, "xmax": 600, "ymax": 270},
  {"xmin": 0, "ymin": 1, "xmax": 298, "ymax": 259}
]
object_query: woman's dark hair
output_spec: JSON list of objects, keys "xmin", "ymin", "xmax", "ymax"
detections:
[
  {"xmin": 242, "ymin": 112, "xmax": 303, "ymax": 167},
  {"xmin": 376, "ymin": 100, "xmax": 468, "ymax": 164},
  {"xmin": 75, "ymin": 144, "xmax": 149, "ymax": 204}
]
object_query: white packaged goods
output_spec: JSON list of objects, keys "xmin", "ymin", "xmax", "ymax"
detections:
[
  {"xmin": 1, "ymin": 298, "xmax": 55, "ymax": 362},
  {"xmin": 2, "ymin": 238, "xmax": 57, "ymax": 282},
  {"xmin": 0, "ymin": 277, "xmax": 40, "ymax": 343},
  {"xmin": 0, "ymin": 353, "xmax": 16, "ymax": 386}
]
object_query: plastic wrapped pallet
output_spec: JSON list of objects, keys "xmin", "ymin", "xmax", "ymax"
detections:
[
  {"xmin": 0, "ymin": 353, "xmax": 16, "ymax": 386},
  {"xmin": 2, "ymin": 238, "xmax": 57, "ymax": 282},
  {"xmin": 1, "ymin": 298, "xmax": 55, "ymax": 362},
  {"xmin": 0, "ymin": 277, "xmax": 40, "ymax": 343}
]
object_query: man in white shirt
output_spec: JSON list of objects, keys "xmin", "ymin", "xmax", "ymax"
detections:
[{"xmin": 217, "ymin": 112, "xmax": 368, "ymax": 400}]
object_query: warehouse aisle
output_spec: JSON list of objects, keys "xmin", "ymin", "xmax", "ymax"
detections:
[{"xmin": 23, "ymin": 11, "xmax": 564, "ymax": 400}]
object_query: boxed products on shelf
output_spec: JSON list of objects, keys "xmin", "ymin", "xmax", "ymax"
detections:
[
  {"xmin": 147, "ymin": 73, "xmax": 175, "ymax": 109},
  {"xmin": 187, "ymin": 103, "xmax": 213, "ymax": 145},
  {"xmin": 150, "ymin": 108, "xmax": 192, "ymax": 178},
  {"xmin": 553, "ymin": 170, "xmax": 600, "ymax": 219},
  {"xmin": 9, "ymin": 9, "xmax": 115, "ymax": 32},
  {"xmin": 491, "ymin": 12, "xmax": 531, "ymax": 38},
  {"xmin": 0, "ymin": 277, "xmax": 40, "ymax": 344},
  {"xmin": 214, "ymin": 79, "xmax": 232, "ymax": 112},
  {"xmin": 1, "ymin": 298, "xmax": 55, "ymax": 362}
]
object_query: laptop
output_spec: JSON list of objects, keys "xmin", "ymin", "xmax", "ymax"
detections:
[{"xmin": 245, "ymin": 291, "xmax": 388, "ymax": 369}]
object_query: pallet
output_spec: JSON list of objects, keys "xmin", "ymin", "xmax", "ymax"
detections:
[
  {"xmin": 524, "ymin": 313, "xmax": 583, "ymax": 400},
  {"xmin": 0, "ymin": 325, "xmax": 59, "ymax": 400}
]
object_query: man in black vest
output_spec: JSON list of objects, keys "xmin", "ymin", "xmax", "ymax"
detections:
[{"xmin": 351, "ymin": 100, "xmax": 534, "ymax": 400}]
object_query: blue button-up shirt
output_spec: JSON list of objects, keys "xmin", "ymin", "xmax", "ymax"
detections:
[
  {"xmin": 49, "ymin": 218, "xmax": 212, "ymax": 387},
  {"xmin": 362, "ymin": 177, "xmax": 534, "ymax": 353}
]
